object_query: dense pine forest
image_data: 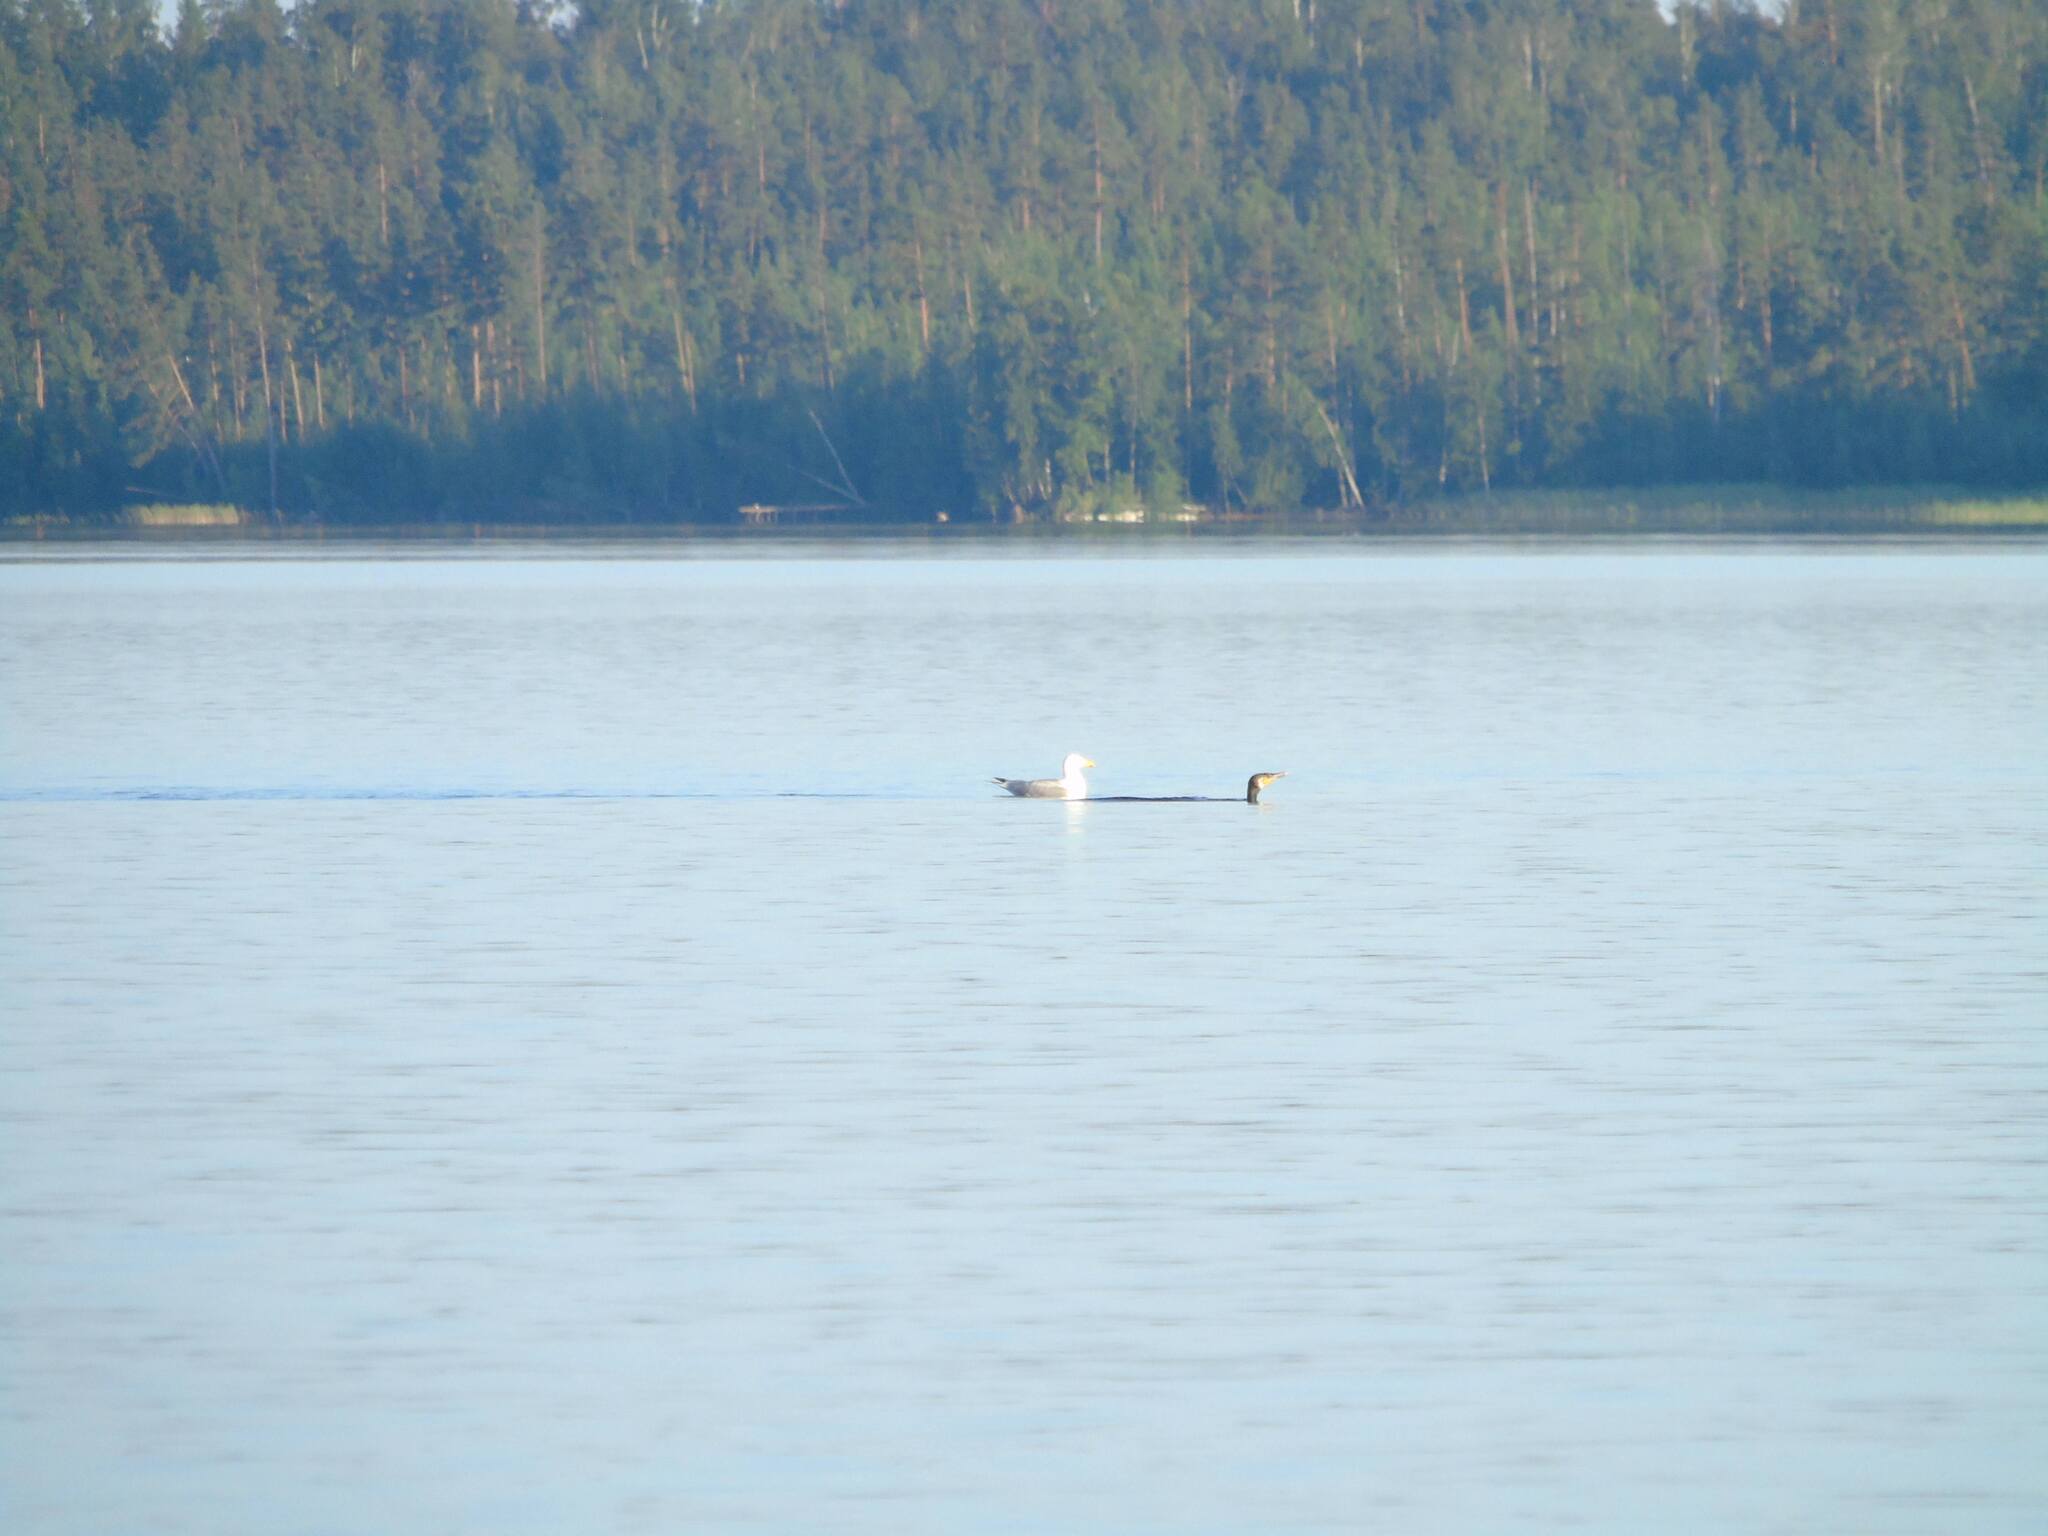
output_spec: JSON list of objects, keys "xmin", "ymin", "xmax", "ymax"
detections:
[{"xmin": 2, "ymin": 0, "xmax": 2045, "ymax": 525}]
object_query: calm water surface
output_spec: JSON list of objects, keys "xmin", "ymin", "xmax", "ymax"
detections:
[{"xmin": 2, "ymin": 542, "xmax": 2044, "ymax": 1533}]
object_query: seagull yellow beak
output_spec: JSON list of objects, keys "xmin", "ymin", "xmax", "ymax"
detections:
[{"xmin": 1084, "ymin": 758, "xmax": 1097, "ymax": 768}]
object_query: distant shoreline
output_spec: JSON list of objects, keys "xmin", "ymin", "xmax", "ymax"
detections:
[{"xmin": 6, "ymin": 486, "xmax": 2046, "ymax": 543}]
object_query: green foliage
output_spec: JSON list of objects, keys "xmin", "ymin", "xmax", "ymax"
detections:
[{"xmin": 1, "ymin": 0, "xmax": 2045, "ymax": 523}]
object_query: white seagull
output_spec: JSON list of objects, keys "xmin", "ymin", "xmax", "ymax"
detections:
[{"xmin": 993, "ymin": 752, "xmax": 1095, "ymax": 798}]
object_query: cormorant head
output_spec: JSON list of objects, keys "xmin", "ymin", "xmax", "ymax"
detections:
[{"xmin": 1247, "ymin": 771, "xmax": 1287, "ymax": 803}]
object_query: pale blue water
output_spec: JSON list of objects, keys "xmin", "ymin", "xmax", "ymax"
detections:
[{"xmin": 2, "ymin": 542, "xmax": 2044, "ymax": 1533}]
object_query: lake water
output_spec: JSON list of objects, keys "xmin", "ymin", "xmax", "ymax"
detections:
[{"xmin": 3, "ymin": 540, "xmax": 2044, "ymax": 1534}]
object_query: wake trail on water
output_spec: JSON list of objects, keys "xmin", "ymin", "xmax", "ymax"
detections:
[
  {"xmin": 0, "ymin": 785, "xmax": 974, "ymax": 804},
  {"xmin": 1, "ymin": 782, "xmax": 1302, "ymax": 804}
]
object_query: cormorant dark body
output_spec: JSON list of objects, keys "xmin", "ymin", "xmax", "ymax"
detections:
[{"xmin": 1085, "ymin": 773, "xmax": 1287, "ymax": 804}]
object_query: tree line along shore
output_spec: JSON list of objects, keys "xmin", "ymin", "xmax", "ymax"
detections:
[{"xmin": 3, "ymin": 0, "xmax": 2045, "ymax": 528}]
